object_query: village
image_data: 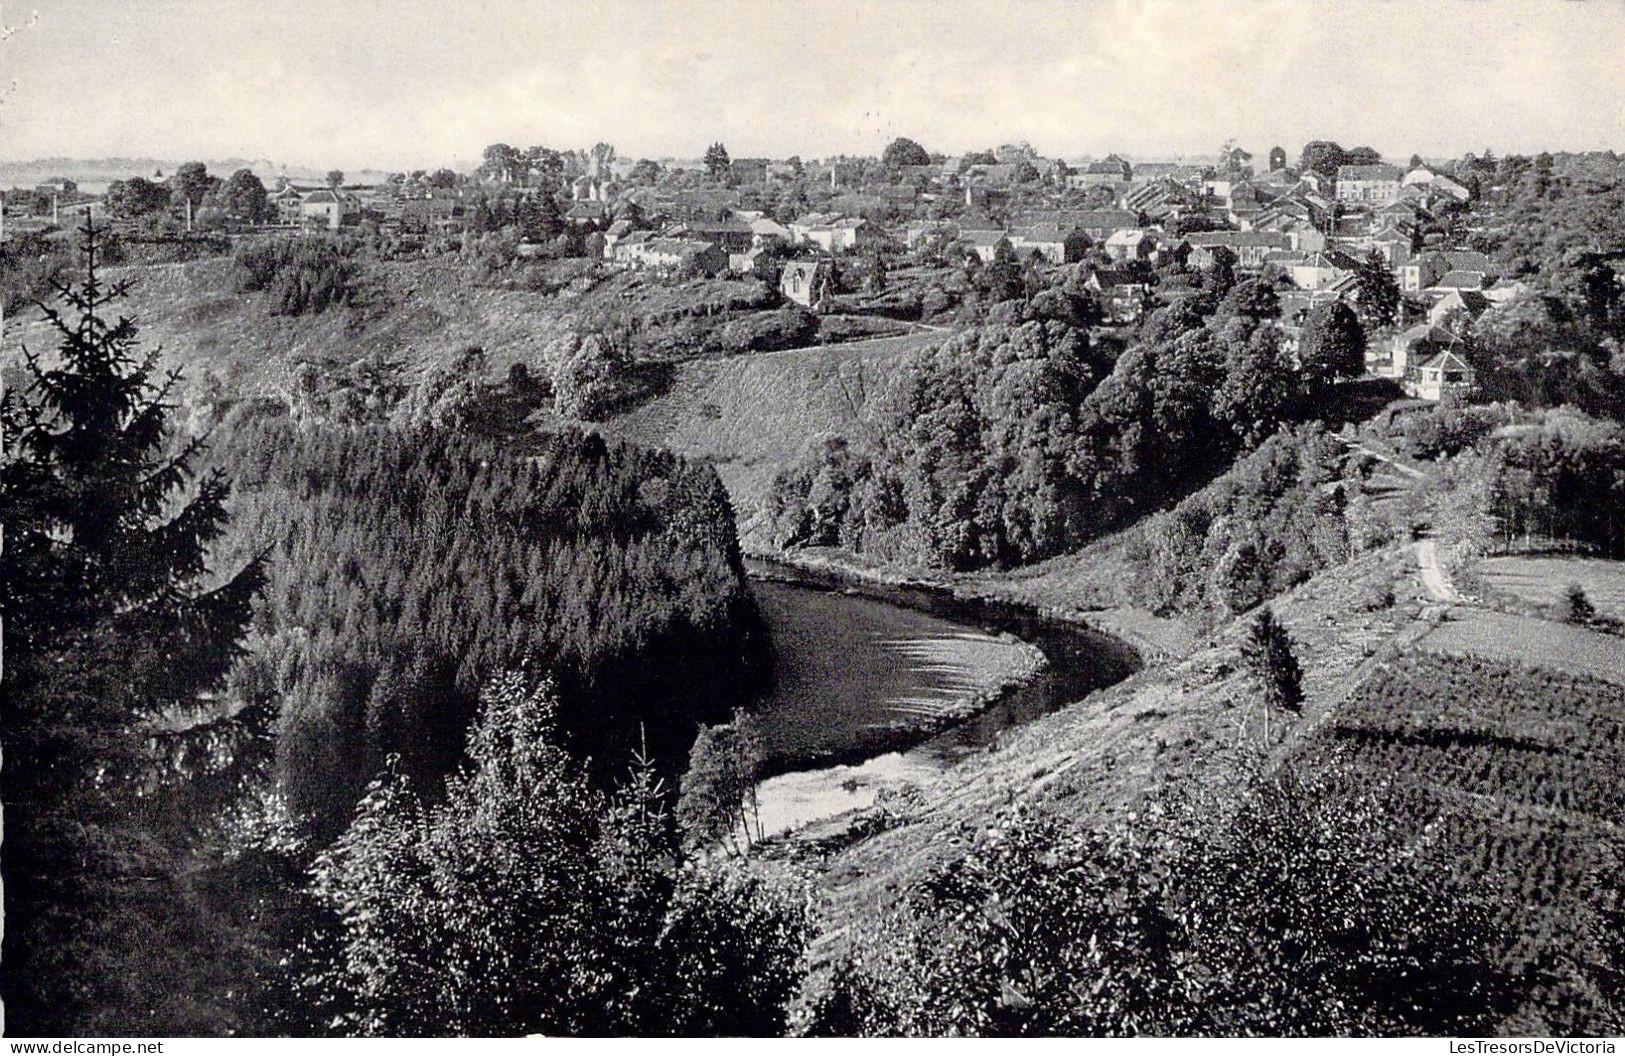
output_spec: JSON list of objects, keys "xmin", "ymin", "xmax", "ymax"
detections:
[{"xmin": 3, "ymin": 139, "xmax": 1507, "ymax": 402}]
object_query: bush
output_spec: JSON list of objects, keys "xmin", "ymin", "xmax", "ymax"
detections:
[
  {"xmin": 1356, "ymin": 573, "xmax": 1397, "ymax": 612},
  {"xmin": 235, "ymin": 235, "xmax": 361, "ymax": 315},
  {"xmin": 717, "ymin": 307, "xmax": 819, "ymax": 355},
  {"xmin": 1562, "ymin": 582, "xmax": 1596, "ymax": 624},
  {"xmin": 0, "ymin": 230, "xmax": 76, "ymax": 314},
  {"xmin": 806, "ymin": 769, "xmax": 1523, "ymax": 1036}
]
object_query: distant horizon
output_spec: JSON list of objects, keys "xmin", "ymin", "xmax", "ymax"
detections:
[
  {"xmin": 3, "ymin": 0, "xmax": 1622, "ymax": 172},
  {"xmin": 0, "ymin": 143, "xmax": 1601, "ymax": 185}
]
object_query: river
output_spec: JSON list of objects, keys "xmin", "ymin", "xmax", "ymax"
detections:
[{"xmin": 746, "ymin": 560, "xmax": 1141, "ymax": 837}]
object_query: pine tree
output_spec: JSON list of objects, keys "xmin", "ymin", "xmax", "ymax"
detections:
[
  {"xmin": 0, "ymin": 222, "xmax": 266, "ymax": 1033},
  {"xmin": 1240, "ymin": 606, "xmax": 1304, "ymax": 715},
  {"xmin": 866, "ymin": 249, "xmax": 889, "ymax": 294}
]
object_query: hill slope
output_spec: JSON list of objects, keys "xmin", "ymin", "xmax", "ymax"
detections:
[{"xmin": 600, "ymin": 332, "xmax": 940, "ymax": 540}]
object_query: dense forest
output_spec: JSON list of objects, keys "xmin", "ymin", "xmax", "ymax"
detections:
[
  {"xmin": 767, "ymin": 273, "xmax": 1367, "ymax": 570},
  {"xmin": 211, "ymin": 415, "xmax": 770, "ymax": 836}
]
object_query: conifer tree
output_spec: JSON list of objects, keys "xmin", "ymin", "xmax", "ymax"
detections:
[
  {"xmin": 0, "ymin": 221, "xmax": 266, "ymax": 1033},
  {"xmin": 1240, "ymin": 606, "xmax": 1304, "ymax": 714}
]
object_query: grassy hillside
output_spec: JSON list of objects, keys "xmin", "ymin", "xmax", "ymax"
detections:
[
  {"xmin": 1, "ymin": 257, "xmax": 587, "ymax": 385},
  {"xmin": 1, "ymin": 254, "xmax": 798, "ymax": 399},
  {"xmin": 600, "ymin": 332, "xmax": 940, "ymax": 540}
]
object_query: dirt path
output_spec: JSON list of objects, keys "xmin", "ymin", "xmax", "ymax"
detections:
[
  {"xmin": 1339, "ymin": 436, "xmax": 1426, "ymax": 480},
  {"xmin": 1415, "ymin": 539, "xmax": 1458, "ymax": 602}
]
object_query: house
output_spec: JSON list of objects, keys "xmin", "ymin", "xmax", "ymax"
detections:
[
  {"xmin": 966, "ymin": 163, "xmax": 1023, "ymax": 188},
  {"xmin": 905, "ymin": 219, "xmax": 959, "ymax": 249},
  {"xmin": 1284, "ymin": 222, "xmax": 1329, "ymax": 254},
  {"xmin": 795, "ymin": 215, "xmax": 882, "ymax": 254},
  {"xmin": 1413, "ymin": 350, "xmax": 1475, "ymax": 401},
  {"xmin": 672, "ymin": 188, "xmax": 742, "ymax": 220},
  {"xmin": 615, "ymin": 236, "xmax": 727, "ymax": 275},
  {"xmin": 270, "ymin": 185, "xmax": 307, "ymax": 224},
  {"xmin": 1069, "ymin": 209, "xmax": 1140, "ymax": 242},
  {"xmin": 565, "ymin": 200, "xmax": 609, "ymax": 226},
  {"xmin": 747, "ymin": 215, "xmax": 794, "ymax": 245},
  {"xmin": 1128, "ymin": 162, "xmax": 1207, "ymax": 187},
  {"xmin": 728, "ymin": 247, "xmax": 767, "ymax": 274},
  {"xmin": 1400, "ymin": 252, "xmax": 1451, "ymax": 292},
  {"xmin": 603, "ymin": 218, "xmax": 636, "ymax": 253},
  {"xmin": 1104, "ymin": 228, "xmax": 1157, "ymax": 263},
  {"xmin": 299, "ymin": 189, "xmax": 353, "ymax": 229},
  {"xmin": 1223, "ymin": 182, "xmax": 1269, "ymax": 228},
  {"xmin": 1123, "ymin": 179, "xmax": 1196, "ymax": 224},
  {"xmin": 963, "ymin": 229, "xmax": 1013, "ymax": 264},
  {"xmin": 1364, "ymin": 224, "xmax": 1416, "ymax": 265},
  {"xmin": 1336, "ymin": 163, "xmax": 1402, "ymax": 204},
  {"xmin": 399, "ymin": 196, "xmax": 460, "ymax": 233},
  {"xmin": 1388, "ymin": 323, "xmax": 1456, "ymax": 379},
  {"xmin": 671, "ymin": 217, "xmax": 753, "ymax": 253},
  {"xmin": 1428, "ymin": 174, "xmax": 1471, "ymax": 204},
  {"xmin": 788, "ymin": 211, "xmax": 841, "ymax": 241},
  {"xmin": 780, "ymin": 259, "xmax": 831, "ymax": 309},
  {"xmin": 1073, "ymin": 154, "xmax": 1133, "ymax": 187},
  {"xmin": 728, "ymin": 158, "xmax": 769, "ymax": 184},
  {"xmin": 1011, "ymin": 224, "xmax": 1089, "ymax": 264},
  {"xmin": 1442, "ymin": 249, "xmax": 1494, "ymax": 275},
  {"xmin": 1288, "ymin": 250, "xmax": 1359, "ymax": 291},
  {"xmin": 1263, "ymin": 249, "xmax": 1308, "ymax": 270},
  {"xmin": 1403, "ymin": 168, "xmax": 1472, "ymax": 204},
  {"xmin": 1429, "ymin": 270, "xmax": 1489, "ymax": 294},
  {"xmin": 1085, "ymin": 268, "xmax": 1151, "ymax": 324},
  {"xmin": 1184, "ymin": 230, "xmax": 1292, "ymax": 268}
]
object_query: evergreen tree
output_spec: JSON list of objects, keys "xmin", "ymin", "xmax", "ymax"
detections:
[
  {"xmin": 534, "ymin": 189, "xmax": 566, "ymax": 242},
  {"xmin": 677, "ymin": 717, "xmax": 763, "ymax": 853},
  {"xmin": 1240, "ymin": 606, "xmax": 1304, "ymax": 713},
  {"xmin": 867, "ymin": 249, "xmax": 889, "ymax": 294},
  {"xmin": 1562, "ymin": 583, "xmax": 1596, "ymax": 624},
  {"xmin": 0, "ymin": 223, "xmax": 266, "ymax": 1033}
]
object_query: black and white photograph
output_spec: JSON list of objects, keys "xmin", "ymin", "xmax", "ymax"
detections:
[{"xmin": 2, "ymin": 0, "xmax": 1624, "ymax": 1043}]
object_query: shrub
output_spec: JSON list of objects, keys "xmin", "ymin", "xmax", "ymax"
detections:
[
  {"xmin": 717, "ymin": 307, "xmax": 818, "ymax": 355},
  {"xmin": 1356, "ymin": 572, "xmax": 1397, "ymax": 611},
  {"xmin": 1562, "ymin": 582, "xmax": 1596, "ymax": 624},
  {"xmin": 236, "ymin": 235, "xmax": 361, "ymax": 315}
]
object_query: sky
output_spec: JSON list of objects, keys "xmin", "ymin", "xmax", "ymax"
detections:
[{"xmin": 2, "ymin": 0, "xmax": 1624, "ymax": 171}]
